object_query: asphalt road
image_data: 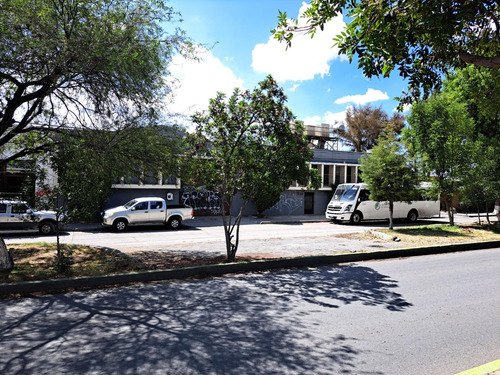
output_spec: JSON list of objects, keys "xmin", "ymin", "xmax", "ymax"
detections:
[
  {"xmin": 0, "ymin": 214, "xmax": 481, "ymax": 257},
  {"xmin": 1, "ymin": 248, "xmax": 498, "ymax": 375}
]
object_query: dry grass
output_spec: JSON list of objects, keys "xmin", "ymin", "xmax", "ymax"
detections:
[
  {"xmin": 5, "ymin": 244, "xmax": 141, "ymax": 283},
  {"xmin": 375, "ymin": 223, "xmax": 500, "ymax": 247}
]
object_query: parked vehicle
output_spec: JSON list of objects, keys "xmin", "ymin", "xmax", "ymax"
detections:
[
  {"xmin": 0, "ymin": 199, "xmax": 63, "ymax": 234},
  {"xmin": 325, "ymin": 183, "xmax": 439, "ymax": 224},
  {"xmin": 102, "ymin": 197, "xmax": 194, "ymax": 231}
]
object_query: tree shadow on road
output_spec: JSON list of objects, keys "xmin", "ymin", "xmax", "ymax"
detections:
[{"xmin": 0, "ymin": 264, "xmax": 411, "ymax": 375}]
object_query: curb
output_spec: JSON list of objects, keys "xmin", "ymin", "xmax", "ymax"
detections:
[{"xmin": 1, "ymin": 240, "xmax": 499, "ymax": 296}]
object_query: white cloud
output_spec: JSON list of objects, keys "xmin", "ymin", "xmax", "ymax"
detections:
[
  {"xmin": 323, "ymin": 110, "xmax": 348, "ymax": 125},
  {"xmin": 301, "ymin": 110, "xmax": 347, "ymax": 126},
  {"xmin": 251, "ymin": 2, "xmax": 346, "ymax": 82},
  {"xmin": 334, "ymin": 88, "xmax": 389, "ymax": 106},
  {"xmin": 289, "ymin": 83, "xmax": 301, "ymax": 92},
  {"xmin": 302, "ymin": 115, "xmax": 322, "ymax": 125},
  {"xmin": 164, "ymin": 46, "xmax": 244, "ymax": 127}
]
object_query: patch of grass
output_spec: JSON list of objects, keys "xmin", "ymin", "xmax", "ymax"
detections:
[
  {"xmin": 5, "ymin": 244, "xmax": 140, "ymax": 283},
  {"xmin": 378, "ymin": 224, "xmax": 500, "ymax": 246}
]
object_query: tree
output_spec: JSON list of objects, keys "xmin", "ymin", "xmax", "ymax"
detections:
[
  {"xmin": 274, "ymin": 0, "xmax": 499, "ymax": 103},
  {"xmin": 186, "ymin": 76, "xmax": 318, "ymax": 262},
  {"xmin": 0, "ymin": 0, "xmax": 189, "ymax": 163},
  {"xmin": 340, "ymin": 104, "xmax": 405, "ymax": 151},
  {"xmin": 442, "ymin": 66, "xmax": 500, "ymax": 224},
  {"xmin": 459, "ymin": 140, "xmax": 500, "ymax": 226},
  {"xmin": 360, "ymin": 129, "xmax": 418, "ymax": 229},
  {"xmin": 52, "ymin": 125, "xmax": 185, "ymax": 221},
  {"xmin": 404, "ymin": 93, "xmax": 475, "ymax": 225}
]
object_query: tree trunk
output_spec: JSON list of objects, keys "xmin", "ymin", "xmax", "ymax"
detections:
[
  {"xmin": 221, "ymin": 198, "xmax": 246, "ymax": 262},
  {"xmin": 0, "ymin": 236, "xmax": 13, "ymax": 281},
  {"xmin": 388, "ymin": 201, "xmax": 394, "ymax": 230},
  {"xmin": 445, "ymin": 196, "xmax": 455, "ymax": 226}
]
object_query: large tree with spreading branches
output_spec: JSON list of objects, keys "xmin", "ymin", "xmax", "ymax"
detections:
[
  {"xmin": 274, "ymin": 0, "xmax": 499, "ymax": 104},
  {"xmin": 0, "ymin": 0, "xmax": 190, "ymax": 163}
]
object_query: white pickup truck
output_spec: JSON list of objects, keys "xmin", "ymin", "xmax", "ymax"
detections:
[
  {"xmin": 0, "ymin": 199, "xmax": 63, "ymax": 234},
  {"xmin": 102, "ymin": 197, "xmax": 194, "ymax": 231}
]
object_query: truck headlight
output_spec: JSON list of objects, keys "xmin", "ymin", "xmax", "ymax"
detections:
[{"xmin": 344, "ymin": 205, "xmax": 352, "ymax": 212}]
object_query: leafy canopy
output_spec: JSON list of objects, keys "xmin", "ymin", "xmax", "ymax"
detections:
[
  {"xmin": 0, "ymin": 0, "xmax": 189, "ymax": 162},
  {"xmin": 274, "ymin": 0, "xmax": 499, "ymax": 104},
  {"xmin": 404, "ymin": 92, "xmax": 475, "ymax": 225},
  {"xmin": 52, "ymin": 125, "xmax": 185, "ymax": 221},
  {"xmin": 186, "ymin": 75, "xmax": 317, "ymax": 261},
  {"xmin": 360, "ymin": 129, "xmax": 418, "ymax": 229}
]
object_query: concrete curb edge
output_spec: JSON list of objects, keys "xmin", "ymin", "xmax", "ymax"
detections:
[{"xmin": 1, "ymin": 240, "xmax": 499, "ymax": 296}]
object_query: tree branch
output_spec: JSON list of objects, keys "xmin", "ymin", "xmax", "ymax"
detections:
[{"xmin": 459, "ymin": 51, "xmax": 500, "ymax": 68}]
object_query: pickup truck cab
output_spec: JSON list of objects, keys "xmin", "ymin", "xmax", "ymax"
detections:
[
  {"xmin": 0, "ymin": 199, "xmax": 63, "ymax": 234},
  {"xmin": 102, "ymin": 197, "xmax": 194, "ymax": 231}
]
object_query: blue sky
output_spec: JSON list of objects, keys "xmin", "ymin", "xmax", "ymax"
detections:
[{"xmin": 166, "ymin": 0, "xmax": 409, "ymax": 129}]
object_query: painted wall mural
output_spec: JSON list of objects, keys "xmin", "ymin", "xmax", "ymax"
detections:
[
  {"xmin": 271, "ymin": 191, "xmax": 304, "ymax": 215},
  {"xmin": 181, "ymin": 186, "xmax": 222, "ymax": 215}
]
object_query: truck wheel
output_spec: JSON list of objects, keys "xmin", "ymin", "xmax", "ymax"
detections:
[
  {"xmin": 350, "ymin": 211, "xmax": 363, "ymax": 224},
  {"xmin": 39, "ymin": 222, "xmax": 55, "ymax": 235},
  {"xmin": 407, "ymin": 209, "xmax": 418, "ymax": 223},
  {"xmin": 168, "ymin": 217, "xmax": 182, "ymax": 229},
  {"xmin": 113, "ymin": 219, "xmax": 128, "ymax": 232}
]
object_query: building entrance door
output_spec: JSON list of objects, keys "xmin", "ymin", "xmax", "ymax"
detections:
[{"xmin": 304, "ymin": 192, "xmax": 314, "ymax": 214}]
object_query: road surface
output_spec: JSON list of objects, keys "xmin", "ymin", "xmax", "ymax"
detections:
[
  {"xmin": 0, "ymin": 215, "xmax": 476, "ymax": 257},
  {"xmin": 1, "ymin": 248, "xmax": 498, "ymax": 374}
]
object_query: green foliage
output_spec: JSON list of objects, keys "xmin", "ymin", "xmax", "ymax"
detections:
[
  {"xmin": 404, "ymin": 92, "xmax": 475, "ymax": 225},
  {"xmin": 273, "ymin": 0, "xmax": 499, "ymax": 104},
  {"xmin": 186, "ymin": 75, "xmax": 316, "ymax": 260},
  {"xmin": 360, "ymin": 130, "xmax": 418, "ymax": 229},
  {"xmin": 459, "ymin": 139, "xmax": 499, "ymax": 224},
  {"xmin": 441, "ymin": 67, "xmax": 500, "ymax": 225},
  {"xmin": 442, "ymin": 66, "xmax": 500, "ymax": 142},
  {"xmin": 53, "ymin": 126, "xmax": 184, "ymax": 221},
  {"xmin": 0, "ymin": 0, "xmax": 189, "ymax": 163}
]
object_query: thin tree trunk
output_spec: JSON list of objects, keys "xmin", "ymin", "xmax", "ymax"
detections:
[
  {"xmin": 445, "ymin": 197, "xmax": 455, "ymax": 226},
  {"xmin": 222, "ymin": 196, "xmax": 247, "ymax": 262},
  {"xmin": 389, "ymin": 201, "xmax": 394, "ymax": 230}
]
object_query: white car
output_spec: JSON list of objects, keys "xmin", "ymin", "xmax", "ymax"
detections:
[{"xmin": 0, "ymin": 200, "xmax": 63, "ymax": 234}]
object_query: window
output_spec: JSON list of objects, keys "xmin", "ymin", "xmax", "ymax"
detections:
[
  {"xmin": 359, "ymin": 189, "xmax": 370, "ymax": 201},
  {"xmin": 0, "ymin": 204, "xmax": 6, "ymax": 213},
  {"xmin": 11, "ymin": 203, "xmax": 29, "ymax": 214},
  {"xmin": 134, "ymin": 202, "xmax": 148, "ymax": 211},
  {"xmin": 150, "ymin": 201, "xmax": 163, "ymax": 210}
]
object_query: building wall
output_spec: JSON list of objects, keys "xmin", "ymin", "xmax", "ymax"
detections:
[{"xmin": 106, "ymin": 149, "xmax": 363, "ymax": 216}]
